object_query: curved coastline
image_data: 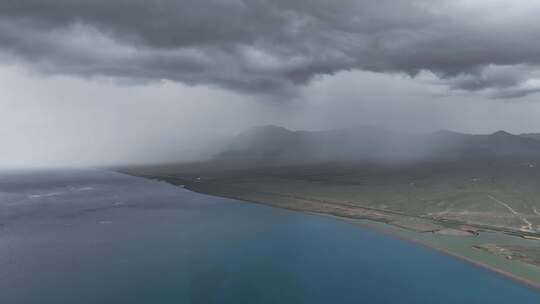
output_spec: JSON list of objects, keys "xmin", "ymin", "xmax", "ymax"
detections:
[
  {"xmin": 306, "ymin": 212, "xmax": 540, "ymax": 292},
  {"xmin": 120, "ymin": 171, "xmax": 540, "ymax": 293},
  {"xmin": 183, "ymin": 186, "xmax": 540, "ymax": 292}
]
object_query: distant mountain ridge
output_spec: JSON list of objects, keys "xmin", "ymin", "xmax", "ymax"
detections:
[{"xmin": 217, "ymin": 125, "xmax": 540, "ymax": 163}]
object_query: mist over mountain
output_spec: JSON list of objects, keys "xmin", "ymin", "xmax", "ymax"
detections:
[
  {"xmin": 217, "ymin": 125, "xmax": 540, "ymax": 163},
  {"xmin": 520, "ymin": 133, "xmax": 540, "ymax": 141}
]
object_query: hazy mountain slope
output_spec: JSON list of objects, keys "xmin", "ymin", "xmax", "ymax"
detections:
[
  {"xmin": 217, "ymin": 126, "xmax": 540, "ymax": 162},
  {"xmin": 520, "ymin": 133, "xmax": 540, "ymax": 141}
]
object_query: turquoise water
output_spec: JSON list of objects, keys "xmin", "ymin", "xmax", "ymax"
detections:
[{"xmin": 1, "ymin": 169, "xmax": 540, "ymax": 303}]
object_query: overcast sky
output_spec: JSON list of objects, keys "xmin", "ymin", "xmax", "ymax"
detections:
[{"xmin": 2, "ymin": 0, "xmax": 540, "ymax": 167}]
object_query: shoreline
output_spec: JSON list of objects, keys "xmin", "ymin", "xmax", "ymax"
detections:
[
  {"xmin": 119, "ymin": 171, "xmax": 540, "ymax": 293},
  {"xmin": 305, "ymin": 211, "xmax": 540, "ymax": 292},
  {"xmin": 183, "ymin": 186, "xmax": 540, "ymax": 292}
]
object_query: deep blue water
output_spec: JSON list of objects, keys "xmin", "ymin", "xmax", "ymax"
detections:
[{"xmin": 1, "ymin": 169, "xmax": 540, "ymax": 303}]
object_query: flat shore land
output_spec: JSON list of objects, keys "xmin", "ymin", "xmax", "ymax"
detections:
[
  {"xmin": 185, "ymin": 185, "xmax": 540, "ymax": 290},
  {"xmin": 117, "ymin": 160, "xmax": 540, "ymax": 291},
  {"xmin": 310, "ymin": 212, "xmax": 540, "ymax": 291},
  {"xmin": 186, "ymin": 186, "xmax": 540, "ymax": 291}
]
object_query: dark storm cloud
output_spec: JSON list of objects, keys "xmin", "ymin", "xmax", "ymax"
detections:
[{"xmin": 2, "ymin": 0, "xmax": 540, "ymax": 97}]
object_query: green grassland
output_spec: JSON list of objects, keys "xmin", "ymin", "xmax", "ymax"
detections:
[{"xmin": 123, "ymin": 157, "xmax": 540, "ymax": 233}]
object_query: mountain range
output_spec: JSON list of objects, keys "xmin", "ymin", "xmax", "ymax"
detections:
[{"xmin": 216, "ymin": 125, "xmax": 540, "ymax": 163}]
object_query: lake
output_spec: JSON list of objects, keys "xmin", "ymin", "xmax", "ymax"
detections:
[{"xmin": 1, "ymin": 169, "xmax": 540, "ymax": 303}]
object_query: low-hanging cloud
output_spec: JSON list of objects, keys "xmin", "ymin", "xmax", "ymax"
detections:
[{"xmin": 2, "ymin": 0, "xmax": 540, "ymax": 98}]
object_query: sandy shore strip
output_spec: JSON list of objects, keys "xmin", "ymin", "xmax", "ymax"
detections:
[
  {"xmin": 305, "ymin": 211, "xmax": 540, "ymax": 292},
  {"xmin": 125, "ymin": 172, "xmax": 540, "ymax": 292},
  {"xmin": 187, "ymin": 187, "xmax": 540, "ymax": 291}
]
